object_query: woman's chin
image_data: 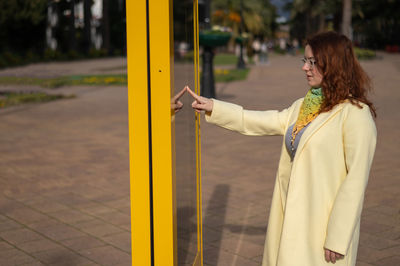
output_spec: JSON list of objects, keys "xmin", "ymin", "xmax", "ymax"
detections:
[{"xmin": 307, "ymin": 81, "xmax": 320, "ymax": 87}]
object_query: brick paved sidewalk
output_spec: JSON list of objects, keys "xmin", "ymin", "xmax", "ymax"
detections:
[{"xmin": 0, "ymin": 54, "xmax": 399, "ymax": 265}]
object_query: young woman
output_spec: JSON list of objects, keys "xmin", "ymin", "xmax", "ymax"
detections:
[{"xmin": 188, "ymin": 31, "xmax": 377, "ymax": 265}]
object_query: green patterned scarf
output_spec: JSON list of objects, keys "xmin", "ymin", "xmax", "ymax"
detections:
[{"xmin": 291, "ymin": 87, "xmax": 324, "ymax": 144}]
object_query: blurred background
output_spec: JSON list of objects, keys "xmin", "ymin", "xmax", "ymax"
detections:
[
  {"xmin": 0, "ymin": 1, "xmax": 399, "ymax": 266},
  {"xmin": 0, "ymin": 0, "xmax": 399, "ymax": 71}
]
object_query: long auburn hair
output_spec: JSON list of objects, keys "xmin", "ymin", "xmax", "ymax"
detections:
[{"xmin": 307, "ymin": 31, "xmax": 376, "ymax": 117}]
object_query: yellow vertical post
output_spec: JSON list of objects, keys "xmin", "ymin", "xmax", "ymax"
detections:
[
  {"xmin": 148, "ymin": 0, "xmax": 176, "ymax": 264},
  {"xmin": 127, "ymin": 0, "xmax": 202, "ymax": 265},
  {"xmin": 193, "ymin": 1, "xmax": 203, "ymax": 265},
  {"xmin": 126, "ymin": 0, "xmax": 151, "ymax": 265}
]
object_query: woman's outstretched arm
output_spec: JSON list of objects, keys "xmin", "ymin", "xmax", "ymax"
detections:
[{"xmin": 187, "ymin": 87, "xmax": 302, "ymax": 136}]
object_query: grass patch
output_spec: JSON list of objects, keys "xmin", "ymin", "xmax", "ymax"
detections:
[
  {"xmin": 0, "ymin": 91, "xmax": 75, "ymax": 108},
  {"xmin": 0, "ymin": 68, "xmax": 249, "ymax": 89},
  {"xmin": 199, "ymin": 53, "xmax": 254, "ymax": 66},
  {"xmin": 0, "ymin": 74, "xmax": 127, "ymax": 88},
  {"xmin": 214, "ymin": 68, "xmax": 250, "ymax": 82},
  {"xmin": 214, "ymin": 53, "xmax": 239, "ymax": 65},
  {"xmin": 354, "ymin": 47, "xmax": 376, "ymax": 60}
]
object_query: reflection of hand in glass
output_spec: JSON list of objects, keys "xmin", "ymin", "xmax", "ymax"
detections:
[
  {"xmin": 171, "ymin": 86, "xmax": 187, "ymax": 113},
  {"xmin": 187, "ymin": 87, "xmax": 214, "ymax": 114}
]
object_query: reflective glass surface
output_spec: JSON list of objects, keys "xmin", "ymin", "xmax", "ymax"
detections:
[{"xmin": 172, "ymin": 0, "xmax": 199, "ymax": 264}]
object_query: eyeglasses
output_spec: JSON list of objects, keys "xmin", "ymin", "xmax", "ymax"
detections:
[{"xmin": 301, "ymin": 57, "xmax": 317, "ymax": 69}]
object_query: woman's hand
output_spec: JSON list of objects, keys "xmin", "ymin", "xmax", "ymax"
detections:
[
  {"xmin": 171, "ymin": 86, "xmax": 186, "ymax": 113},
  {"xmin": 186, "ymin": 86, "xmax": 213, "ymax": 113},
  {"xmin": 324, "ymin": 248, "xmax": 344, "ymax": 263}
]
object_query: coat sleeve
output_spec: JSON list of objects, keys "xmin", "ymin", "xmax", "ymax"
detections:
[
  {"xmin": 324, "ymin": 104, "xmax": 377, "ymax": 255},
  {"xmin": 205, "ymin": 98, "xmax": 302, "ymax": 136}
]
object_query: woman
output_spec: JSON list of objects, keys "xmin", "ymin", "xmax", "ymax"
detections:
[{"xmin": 188, "ymin": 31, "xmax": 377, "ymax": 265}]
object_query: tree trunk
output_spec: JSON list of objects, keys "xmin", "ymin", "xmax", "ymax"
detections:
[
  {"xmin": 341, "ymin": 0, "xmax": 352, "ymax": 39},
  {"xmin": 69, "ymin": 0, "xmax": 76, "ymax": 51},
  {"xmin": 102, "ymin": 0, "xmax": 110, "ymax": 54},
  {"xmin": 318, "ymin": 12, "xmax": 325, "ymax": 32},
  {"xmin": 83, "ymin": 0, "xmax": 92, "ymax": 53}
]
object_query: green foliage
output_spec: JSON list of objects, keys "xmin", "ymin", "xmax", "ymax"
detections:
[
  {"xmin": 211, "ymin": 0, "xmax": 277, "ymax": 38},
  {"xmin": 353, "ymin": 0, "xmax": 400, "ymax": 49},
  {"xmin": 0, "ymin": 0, "xmax": 47, "ymax": 53},
  {"xmin": 288, "ymin": 0, "xmax": 400, "ymax": 49},
  {"xmin": 0, "ymin": 0, "xmax": 127, "ymax": 68},
  {"xmin": 88, "ymin": 48, "xmax": 108, "ymax": 58},
  {"xmin": 0, "ymin": 91, "xmax": 74, "ymax": 108}
]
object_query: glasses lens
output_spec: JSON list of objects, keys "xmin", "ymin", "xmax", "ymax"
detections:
[{"xmin": 301, "ymin": 58, "xmax": 316, "ymax": 68}]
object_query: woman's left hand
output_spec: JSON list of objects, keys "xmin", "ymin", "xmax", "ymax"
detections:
[{"xmin": 324, "ymin": 248, "xmax": 344, "ymax": 263}]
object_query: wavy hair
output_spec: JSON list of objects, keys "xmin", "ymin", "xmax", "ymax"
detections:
[{"xmin": 306, "ymin": 31, "xmax": 376, "ymax": 117}]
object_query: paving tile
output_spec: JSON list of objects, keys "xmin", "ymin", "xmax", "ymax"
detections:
[
  {"xmin": 29, "ymin": 221, "xmax": 87, "ymax": 241},
  {"xmin": 4, "ymin": 208, "xmax": 49, "ymax": 224},
  {"xmin": 359, "ymin": 233, "xmax": 400, "ymax": 250},
  {"xmin": 0, "ymin": 219, "xmax": 24, "ymax": 232},
  {"xmin": 357, "ymin": 244, "xmax": 400, "ymax": 264},
  {"xmin": 0, "ymin": 228, "xmax": 43, "ymax": 244},
  {"xmin": 355, "ymin": 261, "xmax": 374, "ymax": 266},
  {"xmin": 203, "ymin": 246, "xmax": 260, "ymax": 266},
  {"xmin": 0, "ymin": 248, "xmax": 38, "ymax": 265},
  {"xmin": 102, "ymin": 198, "xmax": 131, "ymax": 212},
  {"xmin": 47, "ymin": 209, "xmax": 94, "ymax": 224},
  {"xmin": 75, "ymin": 202, "xmax": 115, "ymax": 216},
  {"xmin": 208, "ymin": 232, "xmax": 264, "ymax": 259},
  {"xmin": 23, "ymin": 198, "xmax": 70, "ymax": 213},
  {"xmin": 73, "ymin": 219, "xmax": 124, "ymax": 237},
  {"xmin": 33, "ymin": 247, "xmax": 95, "ymax": 266},
  {"xmin": 61, "ymin": 236, "xmax": 107, "ymax": 251},
  {"xmin": 47, "ymin": 192, "xmax": 94, "ymax": 207},
  {"xmin": 79, "ymin": 245, "xmax": 131, "ymax": 265},
  {"xmin": 0, "ymin": 240, "xmax": 15, "ymax": 250},
  {"xmin": 20, "ymin": 261, "xmax": 45, "ymax": 266},
  {"xmin": 374, "ymin": 255, "xmax": 400, "ymax": 266},
  {"xmin": 18, "ymin": 238, "xmax": 64, "ymax": 253},
  {"xmin": 101, "ymin": 232, "xmax": 131, "ymax": 253},
  {"xmin": 360, "ymin": 220, "xmax": 394, "ymax": 235},
  {"xmin": 92, "ymin": 211, "xmax": 130, "ymax": 227}
]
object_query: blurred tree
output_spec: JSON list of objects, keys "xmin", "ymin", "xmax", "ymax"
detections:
[
  {"xmin": 341, "ymin": 0, "xmax": 352, "ymax": 38},
  {"xmin": 83, "ymin": 0, "xmax": 92, "ymax": 53},
  {"xmin": 102, "ymin": 0, "xmax": 110, "ymax": 54},
  {"xmin": 69, "ymin": 0, "xmax": 76, "ymax": 51},
  {"xmin": 287, "ymin": 0, "xmax": 342, "ymax": 42},
  {"xmin": 287, "ymin": 0, "xmax": 400, "ymax": 49},
  {"xmin": 0, "ymin": 0, "xmax": 47, "ymax": 53},
  {"xmin": 108, "ymin": 0, "xmax": 126, "ymax": 55},
  {"xmin": 353, "ymin": 0, "xmax": 400, "ymax": 49},
  {"xmin": 211, "ymin": 0, "xmax": 277, "ymax": 38}
]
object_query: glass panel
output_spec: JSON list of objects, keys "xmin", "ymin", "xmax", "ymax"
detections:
[{"xmin": 172, "ymin": 0, "xmax": 199, "ymax": 264}]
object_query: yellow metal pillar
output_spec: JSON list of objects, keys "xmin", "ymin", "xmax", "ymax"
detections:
[
  {"xmin": 127, "ymin": 0, "xmax": 202, "ymax": 265},
  {"xmin": 126, "ymin": 0, "xmax": 151, "ymax": 264}
]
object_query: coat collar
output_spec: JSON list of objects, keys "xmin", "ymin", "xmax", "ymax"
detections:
[{"xmin": 292, "ymin": 102, "xmax": 347, "ymax": 162}]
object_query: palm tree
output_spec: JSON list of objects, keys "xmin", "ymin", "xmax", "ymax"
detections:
[{"xmin": 211, "ymin": 0, "xmax": 276, "ymax": 37}]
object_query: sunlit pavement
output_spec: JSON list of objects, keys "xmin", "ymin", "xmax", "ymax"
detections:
[{"xmin": 0, "ymin": 53, "xmax": 399, "ymax": 265}]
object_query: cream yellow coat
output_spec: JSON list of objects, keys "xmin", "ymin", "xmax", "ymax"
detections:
[{"xmin": 205, "ymin": 98, "xmax": 377, "ymax": 266}]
